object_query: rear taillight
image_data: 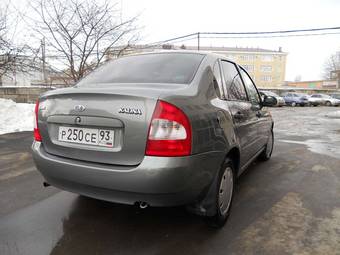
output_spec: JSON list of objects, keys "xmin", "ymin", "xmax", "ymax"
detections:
[
  {"xmin": 145, "ymin": 100, "xmax": 192, "ymax": 157},
  {"xmin": 34, "ymin": 100, "xmax": 42, "ymax": 141}
]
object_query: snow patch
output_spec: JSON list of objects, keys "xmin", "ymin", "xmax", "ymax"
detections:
[
  {"xmin": 325, "ymin": 111, "xmax": 340, "ymax": 119},
  {"xmin": 0, "ymin": 98, "xmax": 35, "ymax": 135}
]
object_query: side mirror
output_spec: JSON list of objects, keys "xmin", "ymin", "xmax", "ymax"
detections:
[{"xmin": 262, "ymin": 96, "xmax": 277, "ymax": 107}]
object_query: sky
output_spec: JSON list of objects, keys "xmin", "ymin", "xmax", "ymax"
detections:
[
  {"xmin": 120, "ymin": 0, "xmax": 340, "ymax": 81},
  {"xmin": 8, "ymin": 0, "xmax": 340, "ymax": 81}
]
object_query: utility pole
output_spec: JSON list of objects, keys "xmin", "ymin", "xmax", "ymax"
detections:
[
  {"xmin": 197, "ymin": 32, "xmax": 200, "ymax": 51},
  {"xmin": 41, "ymin": 37, "xmax": 47, "ymax": 85}
]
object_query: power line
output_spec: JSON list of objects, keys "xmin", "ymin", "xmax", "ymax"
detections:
[
  {"xmin": 148, "ymin": 26, "xmax": 340, "ymax": 45},
  {"xmin": 200, "ymin": 26, "xmax": 340, "ymax": 35},
  {"xmin": 200, "ymin": 31, "xmax": 340, "ymax": 39}
]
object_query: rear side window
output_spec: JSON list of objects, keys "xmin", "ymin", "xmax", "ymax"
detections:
[
  {"xmin": 77, "ymin": 53, "xmax": 205, "ymax": 86},
  {"xmin": 220, "ymin": 61, "xmax": 247, "ymax": 101}
]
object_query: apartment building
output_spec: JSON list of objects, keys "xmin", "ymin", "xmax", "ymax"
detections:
[{"xmin": 186, "ymin": 46, "xmax": 287, "ymax": 88}]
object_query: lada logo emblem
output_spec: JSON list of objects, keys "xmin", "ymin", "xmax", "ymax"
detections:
[{"xmin": 74, "ymin": 105, "xmax": 86, "ymax": 112}]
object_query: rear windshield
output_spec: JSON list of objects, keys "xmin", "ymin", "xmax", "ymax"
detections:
[{"xmin": 77, "ymin": 53, "xmax": 205, "ymax": 86}]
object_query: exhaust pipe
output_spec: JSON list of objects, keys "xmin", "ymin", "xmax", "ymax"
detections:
[
  {"xmin": 139, "ymin": 201, "xmax": 149, "ymax": 209},
  {"xmin": 43, "ymin": 182, "xmax": 50, "ymax": 187}
]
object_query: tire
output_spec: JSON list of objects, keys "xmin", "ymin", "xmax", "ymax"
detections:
[
  {"xmin": 326, "ymin": 101, "xmax": 332, "ymax": 106},
  {"xmin": 259, "ymin": 129, "xmax": 274, "ymax": 161},
  {"xmin": 206, "ymin": 159, "xmax": 235, "ymax": 228},
  {"xmin": 291, "ymin": 102, "xmax": 296, "ymax": 107}
]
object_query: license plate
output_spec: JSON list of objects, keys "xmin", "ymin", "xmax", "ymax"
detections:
[{"xmin": 58, "ymin": 126, "xmax": 114, "ymax": 148}]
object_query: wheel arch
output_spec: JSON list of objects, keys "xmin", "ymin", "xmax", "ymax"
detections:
[{"xmin": 226, "ymin": 147, "xmax": 240, "ymax": 177}]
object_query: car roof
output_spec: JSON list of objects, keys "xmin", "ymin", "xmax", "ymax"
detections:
[{"xmin": 122, "ymin": 50, "xmax": 234, "ymax": 62}]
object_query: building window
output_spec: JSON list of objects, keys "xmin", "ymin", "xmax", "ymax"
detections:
[
  {"xmin": 239, "ymin": 55, "xmax": 255, "ymax": 61},
  {"xmin": 260, "ymin": 65, "xmax": 272, "ymax": 72},
  {"xmin": 261, "ymin": 55, "xmax": 273, "ymax": 62},
  {"xmin": 260, "ymin": 75, "xmax": 272, "ymax": 82},
  {"xmin": 242, "ymin": 64, "xmax": 255, "ymax": 72}
]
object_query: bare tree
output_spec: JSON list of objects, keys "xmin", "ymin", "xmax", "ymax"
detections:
[
  {"xmin": 323, "ymin": 51, "xmax": 340, "ymax": 81},
  {"xmin": 0, "ymin": 4, "xmax": 39, "ymax": 81},
  {"xmin": 31, "ymin": 0, "xmax": 140, "ymax": 84}
]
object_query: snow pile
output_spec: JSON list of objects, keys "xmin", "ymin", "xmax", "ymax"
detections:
[
  {"xmin": 325, "ymin": 111, "xmax": 340, "ymax": 119},
  {"xmin": 0, "ymin": 98, "xmax": 35, "ymax": 135}
]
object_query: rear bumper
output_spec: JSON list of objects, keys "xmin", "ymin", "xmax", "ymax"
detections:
[
  {"xmin": 276, "ymin": 100, "xmax": 285, "ymax": 106},
  {"xmin": 299, "ymin": 100, "xmax": 309, "ymax": 105},
  {"xmin": 32, "ymin": 142, "xmax": 225, "ymax": 207}
]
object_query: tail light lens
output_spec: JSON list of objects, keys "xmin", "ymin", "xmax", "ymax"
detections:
[
  {"xmin": 34, "ymin": 100, "xmax": 42, "ymax": 141},
  {"xmin": 145, "ymin": 100, "xmax": 192, "ymax": 156}
]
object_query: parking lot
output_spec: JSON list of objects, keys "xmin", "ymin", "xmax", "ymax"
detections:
[{"xmin": 0, "ymin": 106, "xmax": 340, "ymax": 255}]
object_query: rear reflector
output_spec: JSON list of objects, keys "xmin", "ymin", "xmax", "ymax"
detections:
[
  {"xmin": 145, "ymin": 100, "xmax": 192, "ymax": 156},
  {"xmin": 34, "ymin": 100, "xmax": 42, "ymax": 141}
]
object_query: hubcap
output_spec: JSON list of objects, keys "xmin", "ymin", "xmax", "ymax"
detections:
[
  {"xmin": 218, "ymin": 167, "xmax": 233, "ymax": 216},
  {"xmin": 266, "ymin": 132, "xmax": 273, "ymax": 157}
]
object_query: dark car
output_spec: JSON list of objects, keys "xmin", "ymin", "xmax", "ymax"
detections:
[
  {"xmin": 283, "ymin": 93, "xmax": 309, "ymax": 106},
  {"xmin": 32, "ymin": 51, "xmax": 274, "ymax": 227}
]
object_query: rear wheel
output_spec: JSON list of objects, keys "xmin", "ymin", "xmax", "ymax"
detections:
[
  {"xmin": 326, "ymin": 101, "xmax": 332, "ymax": 106},
  {"xmin": 259, "ymin": 130, "xmax": 274, "ymax": 161},
  {"xmin": 291, "ymin": 102, "xmax": 296, "ymax": 107},
  {"xmin": 206, "ymin": 159, "xmax": 235, "ymax": 228}
]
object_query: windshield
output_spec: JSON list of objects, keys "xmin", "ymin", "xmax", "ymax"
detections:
[{"xmin": 77, "ymin": 53, "xmax": 205, "ymax": 86}]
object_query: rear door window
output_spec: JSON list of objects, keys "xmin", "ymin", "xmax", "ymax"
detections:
[{"xmin": 220, "ymin": 60, "xmax": 248, "ymax": 101}]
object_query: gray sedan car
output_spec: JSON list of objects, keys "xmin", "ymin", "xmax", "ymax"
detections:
[{"xmin": 32, "ymin": 51, "xmax": 274, "ymax": 227}]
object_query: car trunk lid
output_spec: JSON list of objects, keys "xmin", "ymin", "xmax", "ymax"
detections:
[{"xmin": 38, "ymin": 86, "xmax": 166, "ymax": 166}]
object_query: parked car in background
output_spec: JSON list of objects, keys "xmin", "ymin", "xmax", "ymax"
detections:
[
  {"xmin": 32, "ymin": 51, "xmax": 275, "ymax": 227},
  {"xmin": 259, "ymin": 90, "xmax": 285, "ymax": 107},
  {"xmin": 305, "ymin": 94, "xmax": 321, "ymax": 106},
  {"xmin": 330, "ymin": 94, "xmax": 340, "ymax": 100},
  {"xmin": 310, "ymin": 94, "xmax": 340, "ymax": 106},
  {"xmin": 283, "ymin": 93, "xmax": 309, "ymax": 106}
]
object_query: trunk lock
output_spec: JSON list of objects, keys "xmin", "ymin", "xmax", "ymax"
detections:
[{"xmin": 75, "ymin": 116, "xmax": 82, "ymax": 124}]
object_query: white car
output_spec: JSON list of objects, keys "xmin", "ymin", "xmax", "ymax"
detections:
[{"xmin": 309, "ymin": 94, "xmax": 340, "ymax": 106}]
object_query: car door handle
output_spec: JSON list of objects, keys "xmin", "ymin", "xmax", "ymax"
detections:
[{"xmin": 234, "ymin": 112, "xmax": 244, "ymax": 119}]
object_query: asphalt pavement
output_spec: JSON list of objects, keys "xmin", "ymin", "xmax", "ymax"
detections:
[{"xmin": 0, "ymin": 107, "xmax": 340, "ymax": 255}]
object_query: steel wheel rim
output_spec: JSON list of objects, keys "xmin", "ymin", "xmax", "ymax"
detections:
[
  {"xmin": 218, "ymin": 167, "xmax": 233, "ymax": 216},
  {"xmin": 266, "ymin": 132, "xmax": 273, "ymax": 157}
]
